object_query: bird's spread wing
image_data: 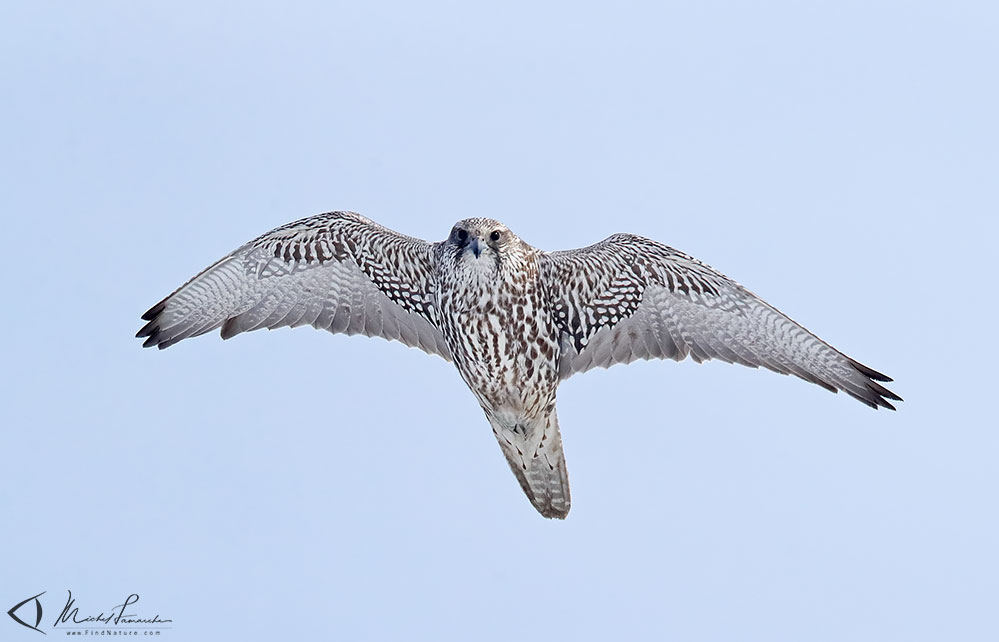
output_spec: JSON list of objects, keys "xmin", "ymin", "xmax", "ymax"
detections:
[
  {"xmin": 137, "ymin": 211, "xmax": 451, "ymax": 359},
  {"xmin": 540, "ymin": 234, "xmax": 900, "ymax": 409}
]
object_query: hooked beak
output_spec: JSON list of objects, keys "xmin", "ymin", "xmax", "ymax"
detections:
[{"xmin": 469, "ymin": 237, "xmax": 482, "ymax": 259}]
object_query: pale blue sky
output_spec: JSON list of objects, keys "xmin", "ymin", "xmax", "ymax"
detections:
[{"xmin": 1, "ymin": 1, "xmax": 996, "ymax": 640}]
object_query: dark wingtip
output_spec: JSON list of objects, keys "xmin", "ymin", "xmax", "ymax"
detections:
[
  {"xmin": 841, "ymin": 358, "xmax": 901, "ymax": 410},
  {"xmin": 138, "ymin": 299, "xmax": 173, "ymax": 348},
  {"xmin": 141, "ymin": 332, "xmax": 161, "ymax": 348},
  {"xmin": 877, "ymin": 397, "xmax": 898, "ymax": 412},
  {"xmin": 861, "ymin": 377, "xmax": 901, "ymax": 410},
  {"xmin": 138, "ymin": 300, "xmax": 165, "ymax": 346},
  {"xmin": 848, "ymin": 358, "xmax": 893, "ymax": 382},
  {"xmin": 138, "ymin": 323, "xmax": 177, "ymax": 349},
  {"xmin": 875, "ymin": 386, "xmax": 903, "ymax": 403},
  {"xmin": 219, "ymin": 317, "xmax": 239, "ymax": 340},
  {"xmin": 141, "ymin": 301, "xmax": 166, "ymax": 322},
  {"xmin": 135, "ymin": 321, "xmax": 156, "ymax": 339}
]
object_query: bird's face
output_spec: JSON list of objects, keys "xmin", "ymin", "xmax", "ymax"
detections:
[{"xmin": 447, "ymin": 218, "xmax": 515, "ymax": 274}]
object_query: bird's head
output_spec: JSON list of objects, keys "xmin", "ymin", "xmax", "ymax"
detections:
[{"xmin": 446, "ymin": 218, "xmax": 518, "ymax": 273}]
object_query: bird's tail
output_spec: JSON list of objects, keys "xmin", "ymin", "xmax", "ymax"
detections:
[{"xmin": 490, "ymin": 411, "xmax": 571, "ymax": 519}]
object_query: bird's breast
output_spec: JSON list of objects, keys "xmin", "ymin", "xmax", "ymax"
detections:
[{"xmin": 438, "ymin": 285, "xmax": 560, "ymax": 417}]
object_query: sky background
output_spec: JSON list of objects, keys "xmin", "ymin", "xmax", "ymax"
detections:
[{"xmin": 1, "ymin": 1, "xmax": 996, "ymax": 640}]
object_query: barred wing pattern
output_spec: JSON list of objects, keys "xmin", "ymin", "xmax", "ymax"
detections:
[
  {"xmin": 137, "ymin": 211, "xmax": 452, "ymax": 359},
  {"xmin": 541, "ymin": 234, "xmax": 900, "ymax": 409}
]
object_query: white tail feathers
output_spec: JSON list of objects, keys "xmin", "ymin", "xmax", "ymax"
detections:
[{"xmin": 490, "ymin": 411, "xmax": 571, "ymax": 519}]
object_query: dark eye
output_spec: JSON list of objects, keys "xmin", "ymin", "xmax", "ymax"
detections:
[
  {"xmin": 456, "ymin": 229, "xmax": 468, "ymax": 242},
  {"xmin": 490, "ymin": 230, "xmax": 501, "ymax": 242}
]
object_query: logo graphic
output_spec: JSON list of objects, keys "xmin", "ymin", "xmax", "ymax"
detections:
[
  {"xmin": 7, "ymin": 591, "xmax": 46, "ymax": 634},
  {"xmin": 7, "ymin": 590, "xmax": 172, "ymax": 635}
]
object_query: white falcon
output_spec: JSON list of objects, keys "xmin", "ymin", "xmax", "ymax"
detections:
[{"xmin": 137, "ymin": 211, "xmax": 901, "ymax": 519}]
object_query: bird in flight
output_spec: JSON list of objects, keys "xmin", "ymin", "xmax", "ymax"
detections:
[{"xmin": 137, "ymin": 211, "xmax": 900, "ymax": 518}]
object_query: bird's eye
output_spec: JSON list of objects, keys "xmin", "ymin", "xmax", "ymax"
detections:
[
  {"xmin": 456, "ymin": 229, "xmax": 468, "ymax": 242},
  {"xmin": 490, "ymin": 230, "xmax": 501, "ymax": 242}
]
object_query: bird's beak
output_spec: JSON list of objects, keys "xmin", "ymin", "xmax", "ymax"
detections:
[{"xmin": 470, "ymin": 237, "xmax": 482, "ymax": 259}]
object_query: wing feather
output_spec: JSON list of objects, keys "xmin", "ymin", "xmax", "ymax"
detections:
[
  {"xmin": 541, "ymin": 234, "xmax": 900, "ymax": 409},
  {"xmin": 137, "ymin": 211, "xmax": 451, "ymax": 360}
]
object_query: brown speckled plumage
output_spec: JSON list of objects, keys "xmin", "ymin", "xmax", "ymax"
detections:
[{"xmin": 137, "ymin": 211, "xmax": 901, "ymax": 519}]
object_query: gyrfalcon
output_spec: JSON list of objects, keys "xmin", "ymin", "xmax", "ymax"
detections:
[{"xmin": 137, "ymin": 211, "xmax": 901, "ymax": 518}]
